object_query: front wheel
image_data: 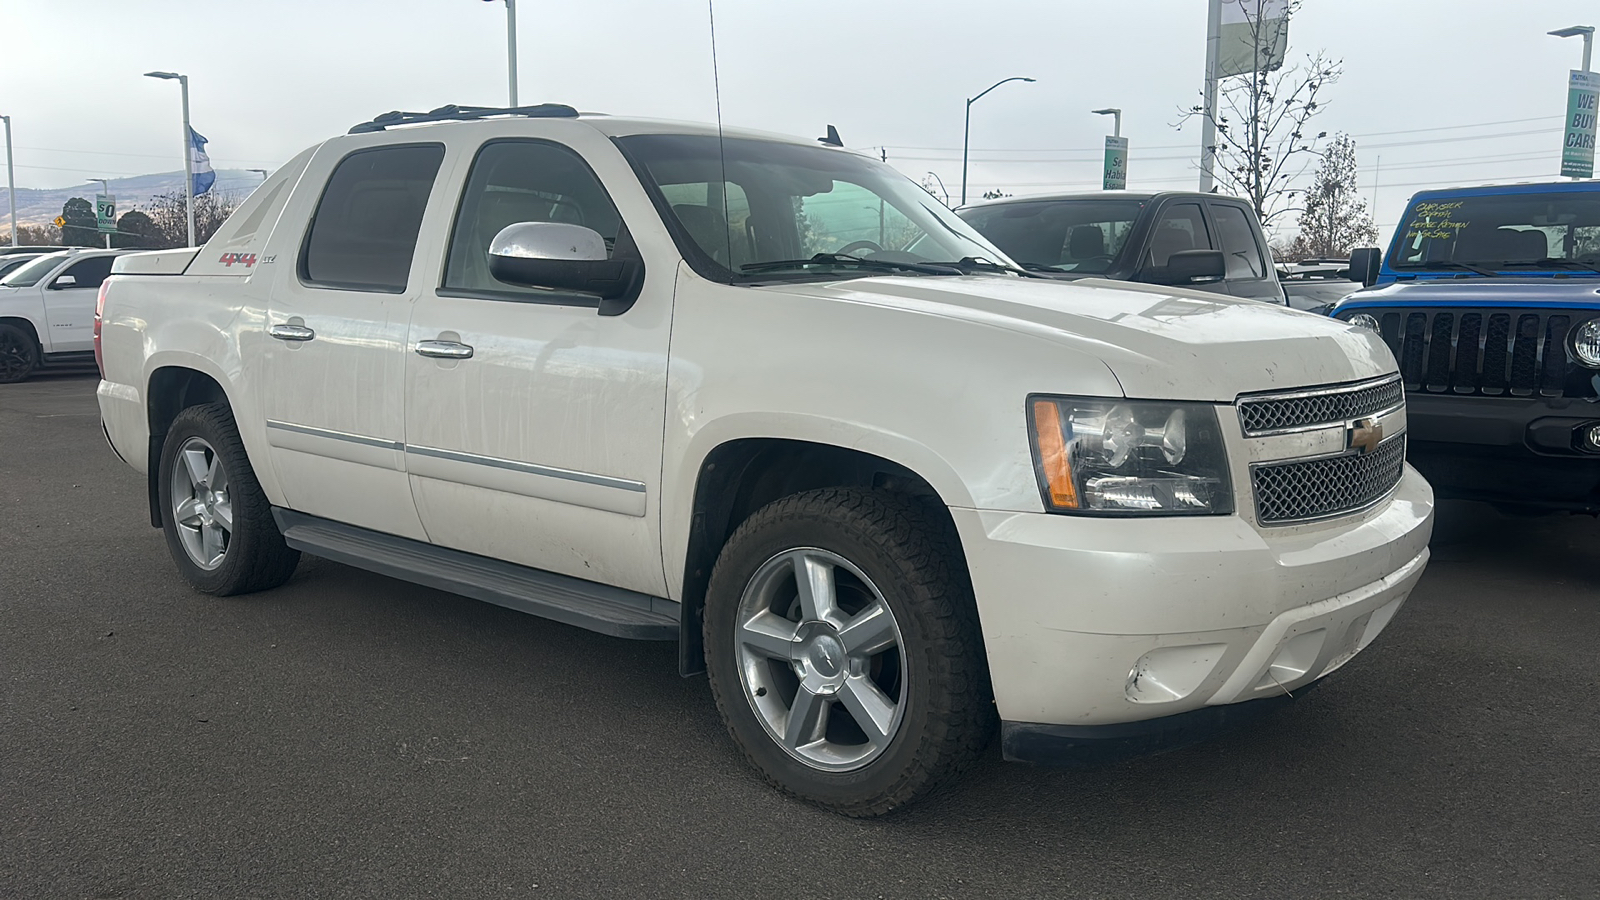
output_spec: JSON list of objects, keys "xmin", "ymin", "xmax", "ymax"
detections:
[
  {"xmin": 157, "ymin": 403, "xmax": 299, "ymax": 595},
  {"xmin": 0, "ymin": 323, "xmax": 39, "ymax": 384},
  {"xmin": 703, "ymin": 489, "xmax": 994, "ymax": 816}
]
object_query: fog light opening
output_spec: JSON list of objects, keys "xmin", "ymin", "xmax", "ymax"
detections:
[{"xmin": 1585, "ymin": 423, "xmax": 1600, "ymax": 453}]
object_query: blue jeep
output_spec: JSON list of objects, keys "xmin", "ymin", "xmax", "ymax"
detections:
[{"xmin": 1331, "ymin": 181, "xmax": 1600, "ymax": 513}]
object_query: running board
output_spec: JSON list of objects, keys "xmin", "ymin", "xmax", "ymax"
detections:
[{"xmin": 272, "ymin": 509, "xmax": 679, "ymax": 641}]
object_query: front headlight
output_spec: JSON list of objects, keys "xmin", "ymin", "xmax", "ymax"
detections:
[
  {"xmin": 1571, "ymin": 319, "xmax": 1600, "ymax": 368},
  {"xmin": 1345, "ymin": 313, "xmax": 1381, "ymax": 333},
  {"xmin": 1027, "ymin": 396, "xmax": 1234, "ymax": 516}
]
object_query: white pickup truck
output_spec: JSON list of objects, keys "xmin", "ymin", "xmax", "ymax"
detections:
[{"xmin": 97, "ymin": 104, "xmax": 1433, "ymax": 815}]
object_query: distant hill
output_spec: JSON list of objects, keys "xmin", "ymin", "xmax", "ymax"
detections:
[{"xmin": 0, "ymin": 170, "xmax": 267, "ymax": 226}]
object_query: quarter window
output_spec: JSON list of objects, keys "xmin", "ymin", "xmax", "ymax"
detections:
[
  {"xmin": 443, "ymin": 140, "xmax": 623, "ymax": 299},
  {"xmin": 1211, "ymin": 205, "xmax": 1266, "ymax": 279},
  {"xmin": 300, "ymin": 144, "xmax": 445, "ymax": 293},
  {"xmin": 1148, "ymin": 203, "xmax": 1213, "ymax": 267}
]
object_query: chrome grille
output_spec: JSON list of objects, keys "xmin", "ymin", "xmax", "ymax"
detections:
[
  {"xmin": 1252, "ymin": 435, "xmax": 1407, "ymax": 525},
  {"xmin": 1237, "ymin": 376, "xmax": 1404, "ymax": 436}
]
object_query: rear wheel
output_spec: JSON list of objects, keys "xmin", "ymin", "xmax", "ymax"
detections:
[
  {"xmin": 158, "ymin": 403, "xmax": 299, "ymax": 595},
  {"xmin": 703, "ymin": 489, "xmax": 994, "ymax": 816},
  {"xmin": 0, "ymin": 323, "xmax": 39, "ymax": 384}
]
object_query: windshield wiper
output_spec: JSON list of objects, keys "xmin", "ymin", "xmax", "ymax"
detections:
[
  {"xmin": 1421, "ymin": 260, "xmax": 1502, "ymax": 277},
  {"xmin": 923, "ymin": 256, "xmax": 1040, "ymax": 277},
  {"xmin": 1495, "ymin": 258, "xmax": 1600, "ymax": 275},
  {"xmin": 739, "ymin": 253, "xmax": 960, "ymax": 276}
]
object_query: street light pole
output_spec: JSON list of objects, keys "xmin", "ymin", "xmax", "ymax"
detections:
[
  {"xmin": 90, "ymin": 178, "xmax": 111, "ymax": 248},
  {"xmin": 1199, "ymin": 0, "xmax": 1222, "ymax": 192},
  {"xmin": 1551, "ymin": 26, "xmax": 1597, "ymax": 181},
  {"xmin": 484, "ymin": 0, "xmax": 519, "ymax": 106},
  {"xmin": 961, "ymin": 76, "xmax": 1035, "ymax": 206},
  {"xmin": 145, "ymin": 71, "xmax": 195, "ymax": 247},
  {"xmin": 1091, "ymin": 107, "xmax": 1122, "ymax": 138},
  {"xmin": 2, "ymin": 115, "xmax": 15, "ymax": 247},
  {"xmin": 1551, "ymin": 24, "xmax": 1595, "ymax": 72}
]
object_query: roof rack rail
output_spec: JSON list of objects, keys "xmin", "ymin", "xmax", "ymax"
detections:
[{"xmin": 349, "ymin": 103, "xmax": 580, "ymax": 134}]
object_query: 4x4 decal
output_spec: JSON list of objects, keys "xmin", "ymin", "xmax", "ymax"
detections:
[{"xmin": 219, "ymin": 252, "xmax": 257, "ymax": 268}]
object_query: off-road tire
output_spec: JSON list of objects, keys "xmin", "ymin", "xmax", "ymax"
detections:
[
  {"xmin": 703, "ymin": 488, "xmax": 995, "ymax": 816},
  {"xmin": 0, "ymin": 323, "xmax": 39, "ymax": 384},
  {"xmin": 158, "ymin": 403, "xmax": 299, "ymax": 595}
]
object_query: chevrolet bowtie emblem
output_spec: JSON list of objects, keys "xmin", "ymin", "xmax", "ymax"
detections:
[{"xmin": 1349, "ymin": 417, "xmax": 1383, "ymax": 454}]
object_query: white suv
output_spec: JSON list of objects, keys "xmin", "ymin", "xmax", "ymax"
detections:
[
  {"xmin": 0, "ymin": 248, "xmax": 131, "ymax": 382},
  {"xmin": 95, "ymin": 104, "xmax": 1433, "ymax": 815}
]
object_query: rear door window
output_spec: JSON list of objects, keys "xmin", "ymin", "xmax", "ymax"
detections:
[
  {"xmin": 300, "ymin": 144, "xmax": 446, "ymax": 293},
  {"xmin": 1210, "ymin": 204, "xmax": 1267, "ymax": 281}
]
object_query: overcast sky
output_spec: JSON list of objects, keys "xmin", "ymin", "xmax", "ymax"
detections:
[{"xmin": 1, "ymin": 0, "xmax": 1591, "ymax": 237}]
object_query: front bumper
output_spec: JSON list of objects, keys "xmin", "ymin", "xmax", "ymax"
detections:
[
  {"xmin": 1405, "ymin": 393, "xmax": 1600, "ymax": 510},
  {"xmin": 952, "ymin": 465, "xmax": 1433, "ymax": 733}
]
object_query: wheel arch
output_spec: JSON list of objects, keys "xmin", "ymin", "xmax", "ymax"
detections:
[
  {"xmin": 674, "ymin": 437, "xmax": 971, "ymax": 676},
  {"xmin": 143, "ymin": 363, "xmax": 234, "ymax": 527},
  {"xmin": 0, "ymin": 315, "xmax": 42, "ymax": 348}
]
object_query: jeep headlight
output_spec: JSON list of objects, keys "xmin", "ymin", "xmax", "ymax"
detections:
[
  {"xmin": 1571, "ymin": 319, "xmax": 1600, "ymax": 368},
  {"xmin": 1345, "ymin": 313, "xmax": 1381, "ymax": 333},
  {"xmin": 1027, "ymin": 397, "xmax": 1233, "ymax": 515}
]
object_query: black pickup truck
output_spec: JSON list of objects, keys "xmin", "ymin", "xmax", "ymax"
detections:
[{"xmin": 957, "ymin": 191, "xmax": 1288, "ymax": 304}]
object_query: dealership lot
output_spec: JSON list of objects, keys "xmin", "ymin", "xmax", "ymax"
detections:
[{"xmin": 3, "ymin": 373, "xmax": 1598, "ymax": 899}]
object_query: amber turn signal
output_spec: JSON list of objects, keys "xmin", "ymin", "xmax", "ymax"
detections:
[{"xmin": 1031, "ymin": 399, "xmax": 1078, "ymax": 509}]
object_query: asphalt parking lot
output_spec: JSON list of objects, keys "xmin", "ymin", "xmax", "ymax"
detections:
[{"xmin": 3, "ymin": 373, "xmax": 1598, "ymax": 899}]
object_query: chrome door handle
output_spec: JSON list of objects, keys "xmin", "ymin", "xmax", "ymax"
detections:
[
  {"xmin": 416, "ymin": 340, "xmax": 474, "ymax": 360},
  {"xmin": 268, "ymin": 324, "xmax": 316, "ymax": 342}
]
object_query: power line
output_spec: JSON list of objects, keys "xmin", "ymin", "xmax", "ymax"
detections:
[{"xmin": 875, "ymin": 116, "xmax": 1566, "ymax": 156}]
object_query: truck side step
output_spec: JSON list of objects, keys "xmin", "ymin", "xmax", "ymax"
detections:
[{"xmin": 272, "ymin": 509, "xmax": 680, "ymax": 641}]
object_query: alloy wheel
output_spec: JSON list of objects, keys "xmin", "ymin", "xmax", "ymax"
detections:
[
  {"xmin": 169, "ymin": 436, "xmax": 233, "ymax": 570},
  {"xmin": 735, "ymin": 548, "xmax": 907, "ymax": 772}
]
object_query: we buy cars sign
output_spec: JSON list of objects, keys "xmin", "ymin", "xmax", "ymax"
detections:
[{"xmin": 1562, "ymin": 69, "xmax": 1600, "ymax": 179}]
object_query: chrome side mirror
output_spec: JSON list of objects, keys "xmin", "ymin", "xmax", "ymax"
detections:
[
  {"xmin": 490, "ymin": 222, "xmax": 608, "ymax": 262},
  {"xmin": 487, "ymin": 221, "xmax": 645, "ymax": 316},
  {"xmin": 51, "ymin": 274, "xmax": 78, "ymax": 289}
]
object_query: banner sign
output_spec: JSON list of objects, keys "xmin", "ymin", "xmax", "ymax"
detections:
[
  {"xmin": 1218, "ymin": 0, "xmax": 1289, "ymax": 78},
  {"xmin": 96, "ymin": 195, "xmax": 117, "ymax": 233},
  {"xmin": 1103, "ymin": 136, "xmax": 1129, "ymax": 190},
  {"xmin": 1562, "ymin": 69, "xmax": 1599, "ymax": 179}
]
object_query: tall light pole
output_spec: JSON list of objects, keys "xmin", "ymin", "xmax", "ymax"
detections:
[
  {"xmin": 2, "ymin": 115, "xmax": 14, "ymax": 247},
  {"xmin": 1551, "ymin": 24, "xmax": 1595, "ymax": 72},
  {"xmin": 1091, "ymin": 108, "xmax": 1122, "ymax": 138},
  {"xmin": 1199, "ymin": 0, "xmax": 1222, "ymax": 192},
  {"xmin": 90, "ymin": 178, "xmax": 112, "ymax": 248},
  {"xmin": 144, "ymin": 71, "xmax": 195, "ymax": 247},
  {"xmin": 962, "ymin": 76, "xmax": 1035, "ymax": 206},
  {"xmin": 484, "ymin": 0, "xmax": 519, "ymax": 107}
]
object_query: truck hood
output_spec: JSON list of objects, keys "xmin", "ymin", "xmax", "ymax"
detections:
[
  {"xmin": 765, "ymin": 275, "xmax": 1393, "ymax": 402},
  {"xmin": 1339, "ymin": 277, "xmax": 1600, "ymax": 309}
]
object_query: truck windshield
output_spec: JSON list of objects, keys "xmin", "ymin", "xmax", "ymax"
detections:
[
  {"xmin": 958, "ymin": 199, "xmax": 1144, "ymax": 272},
  {"xmin": 1389, "ymin": 191, "xmax": 1600, "ymax": 272},
  {"xmin": 616, "ymin": 134, "xmax": 1012, "ymax": 280},
  {"xmin": 0, "ymin": 252, "xmax": 68, "ymax": 288}
]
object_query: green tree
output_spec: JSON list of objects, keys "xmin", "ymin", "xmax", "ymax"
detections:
[
  {"xmin": 1289, "ymin": 133, "xmax": 1376, "ymax": 259},
  {"xmin": 61, "ymin": 197, "xmax": 98, "ymax": 246},
  {"xmin": 113, "ymin": 210, "xmax": 156, "ymax": 249}
]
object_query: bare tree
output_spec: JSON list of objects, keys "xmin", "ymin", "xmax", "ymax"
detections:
[
  {"xmin": 139, "ymin": 190, "xmax": 239, "ymax": 249},
  {"xmin": 1288, "ymin": 133, "xmax": 1376, "ymax": 259},
  {"xmin": 1178, "ymin": 0, "xmax": 1342, "ymax": 227}
]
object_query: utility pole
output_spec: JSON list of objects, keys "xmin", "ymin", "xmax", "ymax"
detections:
[
  {"xmin": 2, "ymin": 115, "xmax": 15, "ymax": 247},
  {"xmin": 1199, "ymin": 0, "xmax": 1222, "ymax": 192}
]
